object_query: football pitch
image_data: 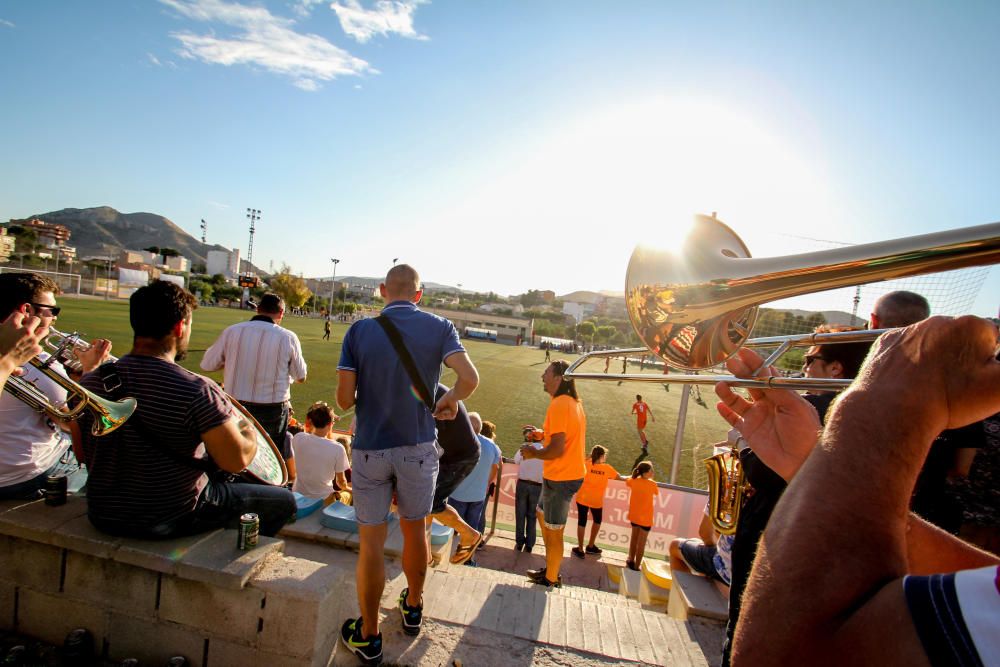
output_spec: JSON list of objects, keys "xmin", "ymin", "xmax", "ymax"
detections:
[{"xmin": 56, "ymin": 296, "xmax": 729, "ymax": 490}]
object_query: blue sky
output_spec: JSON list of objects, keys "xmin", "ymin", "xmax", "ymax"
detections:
[{"xmin": 1, "ymin": 1, "xmax": 998, "ymax": 316}]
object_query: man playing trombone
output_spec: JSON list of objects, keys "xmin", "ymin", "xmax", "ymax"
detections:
[{"xmin": 0, "ymin": 272, "xmax": 111, "ymax": 500}]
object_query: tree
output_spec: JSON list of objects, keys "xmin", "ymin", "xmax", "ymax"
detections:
[
  {"xmin": 596, "ymin": 325, "xmax": 617, "ymax": 345},
  {"xmin": 577, "ymin": 321, "xmax": 596, "ymax": 343},
  {"xmin": 160, "ymin": 247, "xmax": 180, "ymax": 258},
  {"xmin": 189, "ymin": 279, "xmax": 214, "ymax": 302},
  {"xmin": 268, "ymin": 265, "xmax": 312, "ymax": 309},
  {"xmin": 143, "ymin": 246, "xmax": 160, "ymax": 254}
]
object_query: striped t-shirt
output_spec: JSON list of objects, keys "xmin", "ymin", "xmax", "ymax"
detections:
[
  {"xmin": 79, "ymin": 354, "xmax": 233, "ymax": 532},
  {"xmin": 904, "ymin": 564, "xmax": 999, "ymax": 667}
]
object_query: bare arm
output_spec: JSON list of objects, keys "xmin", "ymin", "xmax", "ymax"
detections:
[
  {"xmin": 905, "ymin": 513, "xmax": 998, "ymax": 575},
  {"xmin": 285, "ymin": 456, "xmax": 297, "ymax": 484},
  {"xmin": 335, "ymin": 471, "xmax": 349, "ymax": 490},
  {"xmin": 74, "ymin": 338, "xmax": 112, "ymax": 374},
  {"xmin": 336, "ymin": 369, "xmax": 357, "ymax": 411},
  {"xmin": 734, "ymin": 317, "xmax": 1000, "ymax": 666},
  {"xmin": 521, "ymin": 432, "xmax": 566, "ymax": 461},
  {"xmin": 697, "ymin": 511, "xmax": 717, "ymax": 546},
  {"xmin": 434, "ymin": 352, "xmax": 479, "ymax": 420},
  {"xmin": 201, "ymin": 415, "xmax": 258, "ymax": 473}
]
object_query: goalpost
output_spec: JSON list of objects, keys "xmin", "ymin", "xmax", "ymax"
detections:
[{"xmin": 0, "ymin": 266, "xmax": 83, "ymax": 296}]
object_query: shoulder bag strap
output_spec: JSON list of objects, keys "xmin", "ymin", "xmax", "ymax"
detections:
[
  {"xmin": 375, "ymin": 315, "xmax": 436, "ymax": 412},
  {"xmin": 98, "ymin": 362, "xmax": 215, "ymax": 473}
]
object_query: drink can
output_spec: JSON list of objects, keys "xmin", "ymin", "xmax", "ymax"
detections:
[
  {"xmin": 45, "ymin": 475, "xmax": 67, "ymax": 506},
  {"xmin": 238, "ymin": 513, "xmax": 259, "ymax": 550}
]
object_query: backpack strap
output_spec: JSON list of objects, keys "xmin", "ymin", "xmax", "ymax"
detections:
[{"xmin": 375, "ymin": 315, "xmax": 436, "ymax": 412}]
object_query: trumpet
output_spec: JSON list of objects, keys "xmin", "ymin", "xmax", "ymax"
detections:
[
  {"xmin": 565, "ymin": 214, "xmax": 1000, "ymax": 533},
  {"xmin": 2, "ymin": 328, "xmax": 136, "ymax": 436},
  {"xmin": 44, "ymin": 326, "xmax": 119, "ymax": 373}
]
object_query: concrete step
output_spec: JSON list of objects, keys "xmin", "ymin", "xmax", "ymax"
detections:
[{"xmin": 421, "ymin": 567, "xmax": 721, "ymax": 666}]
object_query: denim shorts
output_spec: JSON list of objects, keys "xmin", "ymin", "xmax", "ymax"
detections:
[
  {"xmin": 352, "ymin": 440, "xmax": 439, "ymax": 525},
  {"xmin": 679, "ymin": 539, "xmax": 721, "ymax": 580},
  {"xmin": 536, "ymin": 478, "xmax": 583, "ymax": 529},
  {"xmin": 432, "ymin": 456, "xmax": 478, "ymax": 514}
]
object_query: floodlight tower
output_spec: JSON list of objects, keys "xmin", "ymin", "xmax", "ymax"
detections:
[
  {"xmin": 328, "ymin": 258, "xmax": 340, "ymax": 316},
  {"xmin": 200, "ymin": 219, "xmax": 207, "ymax": 244},
  {"xmin": 246, "ymin": 208, "xmax": 260, "ymax": 274}
]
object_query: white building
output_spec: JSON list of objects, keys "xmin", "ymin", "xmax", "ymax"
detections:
[
  {"xmin": 207, "ymin": 248, "xmax": 240, "ymax": 279},
  {"xmin": 562, "ymin": 301, "xmax": 595, "ymax": 323},
  {"xmin": 165, "ymin": 256, "xmax": 191, "ymax": 273}
]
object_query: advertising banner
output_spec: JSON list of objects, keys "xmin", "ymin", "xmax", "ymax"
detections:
[
  {"xmin": 489, "ymin": 463, "xmax": 707, "ymax": 558},
  {"xmin": 117, "ymin": 268, "xmax": 149, "ymax": 298}
]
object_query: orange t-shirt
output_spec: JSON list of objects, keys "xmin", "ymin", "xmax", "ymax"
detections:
[
  {"xmin": 626, "ymin": 476, "xmax": 659, "ymax": 527},
  {"xmin": 576, "ymin": 462, "xmax": 620, "ymax": 508},
  {"xmin": 632, "ymin": 401, "xmax": 649, "ymax": 427},
  {"xmin": 541, "ymin": 394, "xmax": 587, "ymax": 482}
]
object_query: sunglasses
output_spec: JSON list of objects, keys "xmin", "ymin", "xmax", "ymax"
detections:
[
  {"xmin": 30, "ymin": 302, "xmax": 61, "ymax": 317},
  {"xmin": 802, "ymin": 354, "xmax": 827, "ymax": 368}
]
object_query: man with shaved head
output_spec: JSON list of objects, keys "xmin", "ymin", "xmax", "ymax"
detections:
[
  {"xmin": 870, "ymin": 290, "xmax": 931, "ymax": 329},
  {"xmin": 337, "ymin": 263, "xmax": 480, "ymax": 663}
]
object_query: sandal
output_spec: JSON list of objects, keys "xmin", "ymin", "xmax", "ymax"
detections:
[{"xmin": 450, "ymin": 533, "xmax": 483, "ymax": 565}]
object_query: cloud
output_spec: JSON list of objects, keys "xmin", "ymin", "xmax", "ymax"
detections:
[
  {"xmin": 330, "ymin": 0, "xmax": 428, "ymax": 43},
  {"xmin": 0, "ymin": 19, "xmax": 15, "ymax": 28},
  {"xmin": 159, "ymin": 0, "xmax": 375, "ymax": 90},
  {"xmin": 147, "ymin": 52, "xmax": 163, "ymax": 66},
  {"xmin": 208, "ymin": 200, "xmax": 231, "ymax": 210}
]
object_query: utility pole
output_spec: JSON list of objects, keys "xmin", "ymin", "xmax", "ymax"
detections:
[{"xmin": 328, "ymin": 258, "xmax": 340, "ymax": 317}]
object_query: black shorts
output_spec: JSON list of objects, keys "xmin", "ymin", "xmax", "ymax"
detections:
[
  {"xmin": 431, "ymin": 457, "xmax": 478, "ymax": 514},
  {"xmin": 576, "ymin": 502, "xmax": 603, "ymax": 527},
  {"xmin": 630, "ymin": 522, "xmax": 651, "ymax": 532}
]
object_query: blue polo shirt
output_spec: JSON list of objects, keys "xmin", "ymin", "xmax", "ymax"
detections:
[
  {"xmin": 450, "ymin": 435, "xmax": 502, "ymax": 503},
  {"xmin": 338, "ymin": 301, "xmax": 465, "ymax": 451}
]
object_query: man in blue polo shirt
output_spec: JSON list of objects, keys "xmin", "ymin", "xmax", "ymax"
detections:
[{"xmin": 336, "ymin": 264, "xmax": 479, "ymax": 664}]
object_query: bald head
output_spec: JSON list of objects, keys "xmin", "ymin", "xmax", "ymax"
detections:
[
  {"xmin": 870, "ymin": 291, "xmax": 930, "ymax": 329},
  {"xmin": 468, "ymin": 411, "xmax": 483, "ymax": 434},
  {"xmin": 381, "ymin": 264, "xmax": 421, "ymax": 302}
]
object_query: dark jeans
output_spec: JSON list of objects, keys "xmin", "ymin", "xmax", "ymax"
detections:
[
  {"xmin": 90, "ymin": 478, "xmax": 296, "ymax": 540},
  {"xmin": 449, "ymin": 498, "xmax": 486, "ymax": 535},
  {"xmin": 515, "ymin": 479, "xmax": 542, "ymax": 550},
  {"xmin": 243, "ymin": 402, "xmax": 290, "ymax": 456},
  {"xmin": 0, "ymin": 462, "xmax": 63, "ymax": 501}
]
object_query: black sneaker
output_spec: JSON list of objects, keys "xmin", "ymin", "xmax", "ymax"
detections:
[
  {"xmin": 585, "ymin": 545, "xmax": 602, "ymax": 555},
  {"xmin": 397, "ymin": 587, "xmax": 423, "ymax": 636},
  {"xmin": 340, "ymin": 617, "xmax": 383, "ymax": 665},
  {"xmin": 571, "ymin": 547, "xmax": 586, "ymax": 559},
  {"xmin": 532, "ymin": 573, "xmax": 562, "ymax": 588}
]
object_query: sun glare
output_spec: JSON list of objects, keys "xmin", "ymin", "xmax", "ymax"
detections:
[{"xmin": 436, "ymin": 95, "xmax": 843, "ymax": 294}]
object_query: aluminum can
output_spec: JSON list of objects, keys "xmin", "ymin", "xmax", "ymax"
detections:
[
  {"xmin": 45, "ymin": 475, "xmax": 67, "ymax": 506},
  {"xmin": 238, "ymin": 512, "xmax": 260, "ymax": 550}
]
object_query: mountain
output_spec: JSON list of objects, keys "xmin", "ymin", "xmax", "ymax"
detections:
[{"xmin": 15, "ymin": 206, "xmax": 264, "ymax": 273}]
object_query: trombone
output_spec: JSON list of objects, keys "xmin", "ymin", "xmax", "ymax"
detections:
[
  {"xmin": 2, "ymin": 327, "xmax": 136, "ymax": 436},
  {"xmin": 564, "ymin": 214, "xmax": 1000, "ymax": 533}
]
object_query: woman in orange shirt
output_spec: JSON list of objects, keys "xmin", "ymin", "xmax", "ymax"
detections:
[
  {"xmin": 572, "ymin": 445, "xmax": 622, "ymax": 559},
  {"xmin": 626, "ymin": 461, "xmax": 659, "ymax": 570}
]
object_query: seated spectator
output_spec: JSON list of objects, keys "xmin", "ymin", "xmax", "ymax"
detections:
[
  {"xmin": 715, "ymin": 317, "xmax": 1000, "ymax": 666},
  {"xmin": 669, "ymin": 472, "xmax": 734, "ymax": 586},
  {"xmin": 291, "ymin": 402, "xmax": 350, "ymax": 505}
]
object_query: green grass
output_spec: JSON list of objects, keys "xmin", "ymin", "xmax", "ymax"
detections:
[{"xmin": 56, "ymin": 296, "xmax": 731, "ymax": 489}]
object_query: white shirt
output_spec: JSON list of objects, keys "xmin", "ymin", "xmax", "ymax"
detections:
[
  {"xmin": 291, "ymin": 432, "xmax": 349, "ymax": 499},
  {"xmin": 514, "ymin": 441, "xmax": 545, "ymax": 483},
  {"xmin": 0, "ymin": 354, "xmax": 71, "ymax": 486},
  {"xmin": 201, "ymin": 318, "xmax": 307, "ymax": 403}
]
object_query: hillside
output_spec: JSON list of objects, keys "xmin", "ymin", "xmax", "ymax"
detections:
[{"xmin": 16, "ymin": 206, "xmax": 260, "ymax": 271}]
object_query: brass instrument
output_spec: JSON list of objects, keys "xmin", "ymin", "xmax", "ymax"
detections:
[
  {"xmin": 3, "ymin": 357, "xmax": 137, "ymax": 436},
  {"xmin": 565, "ymin": 214, "xmax": 1000, "ymax": 532},
  {"xmin": 44, "ymin": 326, "xmax": 119, "ymax": 373}
]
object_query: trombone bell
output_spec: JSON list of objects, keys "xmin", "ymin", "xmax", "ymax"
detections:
[{"xmin": 626, "ymin": 214, "xmax": 1000, "ymax": 370}]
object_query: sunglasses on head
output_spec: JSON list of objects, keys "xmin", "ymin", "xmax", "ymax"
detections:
[{"xmin": 29, "ymin": 303, "xmax": 61, "ymax": 317}]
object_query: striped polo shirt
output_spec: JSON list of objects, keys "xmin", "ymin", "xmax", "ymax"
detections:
[{"xmin": 79, "ymin": 354, "xmax": 233, "ymax": 532}]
